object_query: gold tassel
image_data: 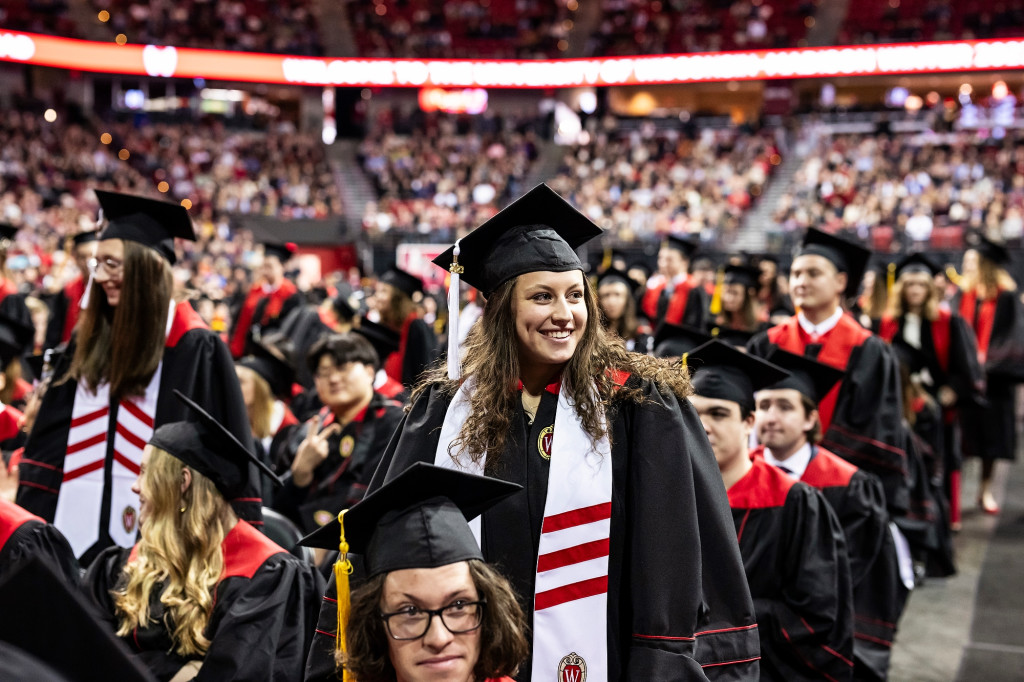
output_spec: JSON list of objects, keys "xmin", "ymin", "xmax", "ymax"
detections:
[
  {"xmin": 708, "ymin": 267, "xmax": 725, "ymax": 315},
  {"xmin": 886, "ymin": 262, "xmax": 896, "ymax": 297},
  {"xmin": 946, "ymin": 265, "xmax": 962, "ymax": 287},
  {"xmin": 681, "ymin": 352, "xmax": 689, "ymax": 370},
  {"xmin": 601, "ymin": 247, "xmax": 613, "ymax": 272},
  {"xmin": 334, "ymin": 509, "xmax": 354, "ymax": 680}
]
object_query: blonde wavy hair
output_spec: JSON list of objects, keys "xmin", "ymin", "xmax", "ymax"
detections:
[
  {"xmin": 961, "ymin": 254, "xmax": 1018, "ymax": 298},
  {"xmin": 886, "ymin": 272, "xmax": 940, "ymax": 320},
  {"xmin": 413, "ymin": 272, "xmax": 691, "ymax": 467},
  {"xmin": 113, "ymin": 446, "xmax": 235, "ymax": 657},
  {"xmin": 236, "ymin": 365, "xmax": 274, "ymax": 440}
]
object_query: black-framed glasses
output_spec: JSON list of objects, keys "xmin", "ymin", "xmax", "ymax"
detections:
[
  {"xmin": 88, "ymin": 256, "xmax": 123, "ymax": 277},
  {"xmin": 380, "ymin": 600, "xmax": 486, "ymax": 641}
]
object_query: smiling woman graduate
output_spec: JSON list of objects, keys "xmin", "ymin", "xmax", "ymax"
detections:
[
  {"xmin": 305, "ymin": 184, "xmax": 759, "ymax": 682},
  {"xmin": 17, "ymin": 191, "xmax": 261, "ymax": 566}
]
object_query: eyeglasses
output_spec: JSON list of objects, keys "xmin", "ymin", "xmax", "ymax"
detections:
[
  {"xmin": 380, "ymin": 600, "xmax": 485, "ymax": 641},
  {"xmin": 314, "ymin": 362, "xmax": 362, "ymax": 380},
  {"xmin": 89, "ymin": 256, "xmax": 123, "ymax": 277}
]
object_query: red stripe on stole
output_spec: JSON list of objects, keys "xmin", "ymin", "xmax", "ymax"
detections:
[
  {"xmin": 542, "ymin": 502, "xmax": 612, "ymax": 533},
  {"xmin": 113, "ymin": 451, "xmax": 141, "ymax": 475},
  {"xmin": 537, "ymin": 538, "xmax": 610, "ymax": 573},
  {"xmin": 70, "ymin": 406, "xmax": 109, "ymax": 428},
  {"xmin": 115, "ymin": 423, "xmax": 148, "ymax": 451},
  {"xmin": 63, "ymin": 458, "xmax": 105, "ymax": 482},
  {"xmin": 66, "ymin": 431, "xmax": 107, "ymax": 455},
  {"xmin": 120, "ymin": 400, "xmax": 155, "ymax": 428},
  {"xmin": 535, "ymin": 575, "xmax": 608, "ymax": 611}
]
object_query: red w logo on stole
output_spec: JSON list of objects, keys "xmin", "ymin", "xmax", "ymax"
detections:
[{"xmin": 558, "ymin": 652, "xmax": 587, "ymax": 682}]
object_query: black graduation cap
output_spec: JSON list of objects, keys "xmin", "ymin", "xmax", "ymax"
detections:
[
  {"xmin": 352, "ymin": 317, "xmax": 399, "ymax": 366},
  {"xmin": 974, "ymin": 235, "xmax": 1011, "ymax": 266},
  {"xmin": 263, "ymin": 241, "xmax": 297, "ymax": 263},
  {"xmin": 0, "ymin": 557, "xmax": 157, "ymax": 682},
  {"xmin": 148, "ymin": 390, "xmax": 282, "ymax": 499},
  {"xmin": 723, "ymin": 264, "xmax": 760, "ymax": 289},
  {"xmin": 895, "ymin": 252, "xmax": 940, "ymax": 278},
  {"xmin": 709, "ymin": 326, "xmax": 756, "ymax": 349},
  {"xmin": 796, "ymin": 228, "xmax": 871, "ymax": 299},
  {"xmin": 0, "ymin": 298, "xmax": 35, "ymax": 366},
  {"xmin": 662, "ymin": 234, "xmax": 698, "ymax": 259},
  {"xmin": 94, "ymin": 190, "xmax": 195, "ymax": 264},
  {"xmin": 71, "ymin": 231, "xmax": 99, "ymax": 247},
  {"xmin": 300, "ymin": 462, "xmax": 521, "ymax": 578},
  {"xmin": 653, "ymin": 322, "xmax": 711, "ymax": 358},
  {"xmin": 687, "ymin": 339, "xmax": 790, "ymax": 414},
  {"xmin": 380, "ymin": 267, "xmax": 424, "ymax": 298},
  {"xmin": 238, "ymin": 342, "xmax": 295, "ymax": 400},
  {"xmin": 763, "ymin": 347, "xmax": 845, "ymax": 404},
  {"xmin": 596, "ymin": 266, "xmax": 639, "ymax": 294},
  {"xmin": 0, "ymin": 223, "xmax": 18, "ymax": 244},
  {"xmin": 754, "ymin": 252, "xmax": 780, "ymax": 266},
  {"xmin": 432, "ymin": 184, "xmax": 603, "ymax": 296},
  {"xmin": 331, "ymin": 294, "xmax": 356, "ymax": 322}
]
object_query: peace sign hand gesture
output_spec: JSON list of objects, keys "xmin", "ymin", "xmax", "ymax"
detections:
[{"xmin": 291, "ymin": 414, "xmax": 343, "ymax": 488}]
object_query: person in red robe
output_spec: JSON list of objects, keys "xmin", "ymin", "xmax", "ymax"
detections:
[
  {"xmin": 229, "ymin": 241, "xmax": 302, "ymax": 359},
  {"xmin": 951, "ymin": 237, "xmax": 1023, "ymax": 514},
  {"xmin": 747, "ymin": 228, "xmax": 910, "ymax": 518},
  {"xmin": 640, "ymin": 234, "xmax": 709, "ymax": 329},
  {"xmin": 371, "ymin": 267, "xmax": 437, "ymax": 388}
]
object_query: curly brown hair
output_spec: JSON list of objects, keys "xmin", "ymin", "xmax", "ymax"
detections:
[
  {"xmin": 340, "ymin": 559, "xmax": 529, "ymax": 682},
  {"xmin": 412, "ymin": 272, "xmax": 691, "ymax": 466}
]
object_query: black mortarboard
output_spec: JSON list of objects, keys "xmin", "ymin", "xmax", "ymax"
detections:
[
  {"xmin": 688, "ymin": 339, "xmax": 790, "ymax": 414},
  {"xmin": 432, "ymin": 184, "xmax": 603, "ymax": 296},
  {"xmin": 709, "ymin": 326, "xmax": 756, "ymax": 349},
  {"xmin": 764, "ymin": 347, "xmax": 845, "ymax": 404},
  {"xmin": 380, "ymin": 267, "xmax": 424, "ymax": 298},
  {"xmin": 653, "ymin": 322, "xmax": 711, "ymax": 358},
  {"xmin": 94, "ymin": 190, "xmax": 195, "ymax": 264},
  {"xmin": 331, "ymin": 295, "xmax": 356, "ymax": 322},
  {"xmin": 0, "ymin": 224, "xmax": 18, "ymax": 244},
  {"xmin": 895, "ymin": 253, "xmax": 940, "ymax": 278},
  {"xmin": 0, "ymin": 297, "xmax": 35, "ymax": 366},
  {"xmin": 723, "ymin": 264, "xmax": 761, "ymax": 289},
  {"xmin": 352, "ymin": 317, "xmax": 399, "ymax": 365},
  {"xmin": 755, "ymin": 252, "xmax": 780, "ymax": 266},
  {"xmin": 662, "ymin": 234, "xmax": 698, "ymax": 259},
  {"xmin": 300, "ymin": 462, "xmax": 521, "ymax": 577},
  {"xmin": 0, "ymin": 557, "xmax": 157, "ymax": 682},
  {"xmin": 974, "ymin": 235, "xmax": 1011, "ymax": 266},
  {"xmin": 596, "ymin": 266, "xmax": 639, "ymax": 294},
  {"xmin": 238, "ymin": 342, "xmax": 295, "ymax": 400},
  {"xmin": 263, "ymin": 241, "xmax": 297, "ymax": 263},
  {"xmin": 796, "ymin": 228, "xmax": 871, "ymax": 299},
  {"xmin": 149, "ymin": 390, "xmax": 282, "ymax": 499},
  {"xmin": 71, "ymin": 231, "xmax": 99, "ymax": 247}
]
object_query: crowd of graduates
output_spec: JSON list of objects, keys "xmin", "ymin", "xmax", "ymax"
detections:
[{"xmin": 0, "ymin": 179, "xmax": 1020, "ymax": 682}]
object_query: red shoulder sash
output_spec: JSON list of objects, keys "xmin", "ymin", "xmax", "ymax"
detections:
[
  {"xmin": 0, "ymin": 498, "xmax": 44, "ymax": 550},
  {"xmin": 220, "ymin": 520, "xmax": 287, "ymax": 580},
  {"xmin": 167, "ymin": 301, "xmax": 210, "ymax": 348},
  {"xmin": 727, "ymin": 457, "xmax": 794, "ymax": 510},
  {"xmin": 229, "ymin": 287, "xmax": 265, "ymax": 358},
  {"xmin": 932, "ymin": 309, "xmax": 951, "ymax": 372},
  {"xmin": 664, "ymin": 279, "xmax": 695, "ymax": 325},
  {"xmin": 801, "ymin": 447, "xmax": 858, "ymax": 489}
]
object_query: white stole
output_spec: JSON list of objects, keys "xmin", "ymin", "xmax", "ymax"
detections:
[
  {"xmin": 53, "ymin": 303, "xmax": 173, "ymax": 557},
  {"xmin": 434, "ymin": 379, "xmax": 613, "ymax": 682}
]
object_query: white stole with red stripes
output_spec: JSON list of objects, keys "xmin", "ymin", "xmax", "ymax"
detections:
[
  {"xmin": 53, "ymin": 305, "xmax": 173, "ymax": 557},
  {"xmin": 435, "ymin": 379, "xmax": 612, "ymax": 682}
]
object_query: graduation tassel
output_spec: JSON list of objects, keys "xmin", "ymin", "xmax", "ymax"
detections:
[
  {"xmin": 446, "ymin": 240, "xmax": 464, "ymax": 381},
  {"xmin": 946, "ymin": 265, "xmax": 962, "ymax": 287},
  {"xmin": 886, "ymin": 262, "xmax": 896, "ymax": 298},
  {"xmin": 334, "ymin": 509, "xmax": 354, "ymax": 681},
  {"xmin": 601, "ymin": 246, "xmax": 612, "ymax": 272},
  {"xmin": 708, "ymin": 267, "xmax": 725, "ymax": 316}
]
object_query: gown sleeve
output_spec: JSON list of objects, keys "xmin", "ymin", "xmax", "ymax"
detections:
[
  {"xmin": 682, "ymin": 286, "xmax": 710, "ymax": 330},
  {"xmin": 82, "ymin": 545, "xmax": 131, "ymax": 633},
  {"xmin": 401, "ymin": 319, "xmax": 438, "ymax": 387},
  {"xmin": 0, "ymin": 520, "xmax": 81, "ymax": 586},
  {"xmin": 622, "ymin": 381, "xmax": 759, "ymax": 680},
  {"xmin": 821, "ymin": 338, "xmax": 910, "ymax": 517},
  {"xmin": 197, "ymin": 554, "xmax": 325, "ymax": 682},
  {"xmin": 755, "ymin": 484, "xmax": 854, "ymax": 682},
  {"xmin": 947, "ymin": 315, "xmax": 985, "ymax": 406},
  {"xmin": 983, "ymin": 290, "xmax": 1024, "ymax": 382}
]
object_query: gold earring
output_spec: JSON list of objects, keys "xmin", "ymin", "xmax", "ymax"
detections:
[{"xmin": 179, "ymin": 505, "xmax": 186, "ymax": 513}]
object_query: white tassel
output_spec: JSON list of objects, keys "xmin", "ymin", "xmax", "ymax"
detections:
[{"xmin": 446, "ymin": 240, "xmax": 463, "ymax": 381}]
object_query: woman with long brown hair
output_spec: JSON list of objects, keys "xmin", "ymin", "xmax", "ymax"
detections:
[
  {"xmin": 305, "ymin": 185, "xmax": 758, "ymax": 681},
  {"xmin": 596, "ymin": 267, "xmax": 651, "ymax": 352},
  {"xmin": 86, "ymin": 392, "xmax": 322, "ymax": 682},
  {"xmin": 878, "ymin": 253, "xmax": 984, "ymax": 530},
  {"xmin": 371, "ymin": 267, "xmax": 437, "ymax": 388},
  {"xmin": 708, "ymin": 263, "xmax": 768, "ymax": 347},
  {"xmin": 952, "ymin": 238, "xmax": 1023, "ymax": 514},
  {"xmin": 17, "ymin": 190, "xmax": 260, "ymax": 566}
]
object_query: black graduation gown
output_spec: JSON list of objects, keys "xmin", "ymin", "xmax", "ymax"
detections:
[
  {"xmin": 727, "ymin": 458, "xmax": 853, "ymax": 682},
  {"xmin": 747, "ymin": 317, "xmax": 910, "ymax": 517},
  {"xmin": 797, "ymin": 447, "xmax": 907, "ymax": 680},
  {"xmin": 271, "ymin": 394, "xmax": 404, "ymax": 534},
  {"xmin": 16, "ymin": 303, "xmax": 263, "ymax": 566},
  {"xmin": 383, "ymin": 317, "xmax": 438, "ymax": 388},
  {"xmin": 305, "ymin": 376, "xmax": 759, "ymax": 682},
  {"xmin": 85, "ymin": 521, "xmax": 324, "ymax": 682},
  {"xmin": 0, "ymin": 499, "xmax": 79, "ymax": 585}
]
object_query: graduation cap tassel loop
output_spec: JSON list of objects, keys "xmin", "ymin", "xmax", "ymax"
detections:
[
  {"xmin": 446, "ymin": 240, "xmax": 464, "ymax": 381},
  {"xmin": 334, "ymin": 509, "xmax": 354, "ymax": 680},
  {"xmin": 708, "ymin": 267, "xmax": 725, "ymax": 316}
]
